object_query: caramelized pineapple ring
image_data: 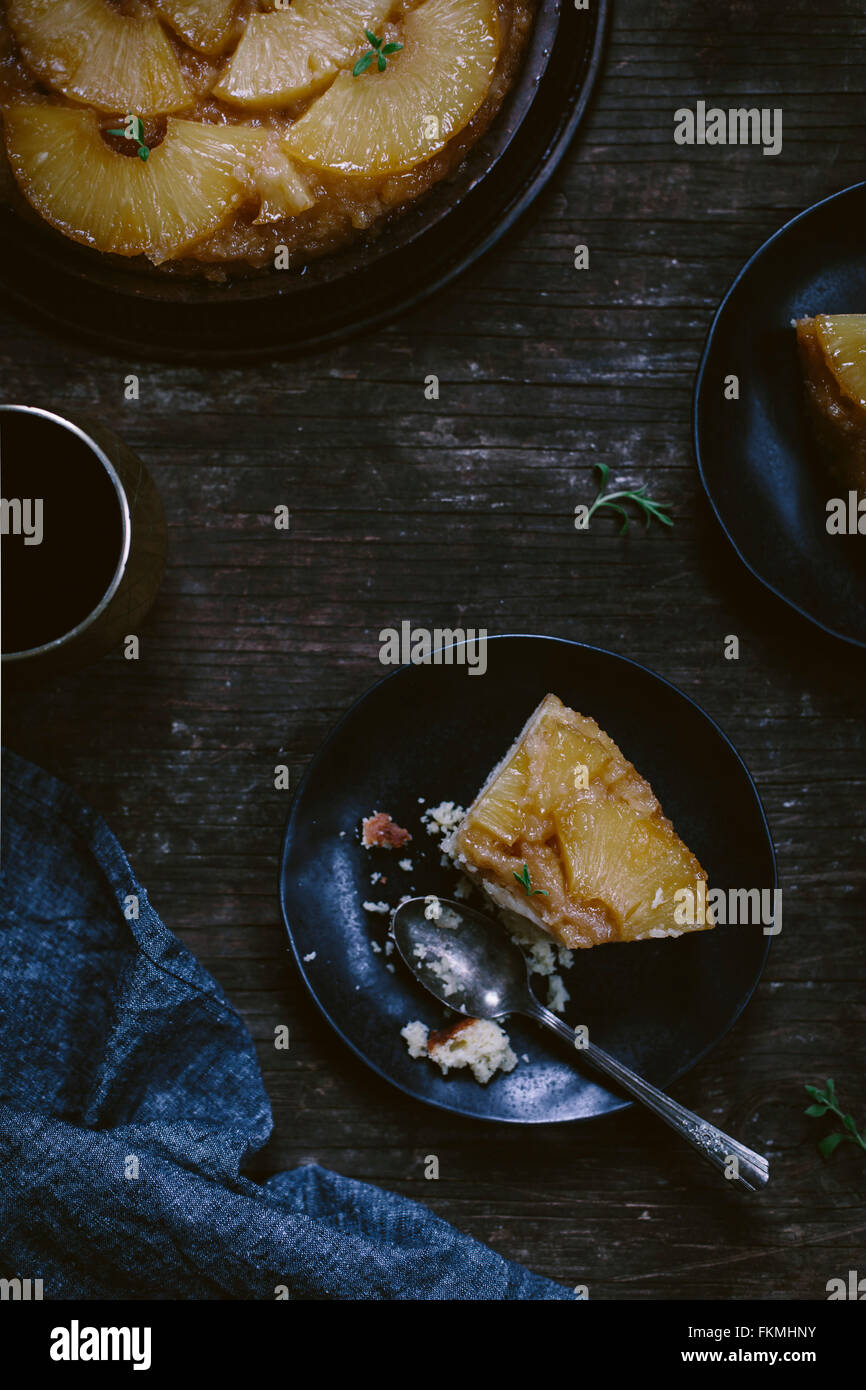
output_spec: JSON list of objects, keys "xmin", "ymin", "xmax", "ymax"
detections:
[
  {"xmin": 213, "ymin": 0, "xmax": 396, "ymax": 108},
  {"xmin": 796, "ymin": 315, "xmax": 866, "ymax": 490},
  {"xmin": 6, "ymin": 0, "xmax": 192, "ymax": 116},
  {"xmin": 155, "ymin": 0, "xmax": 241, "ymax": 56},
  {"xmin": 814, "ymin": 315, "xmax": 866, "ymax": 410},
  {"xmin": 3, "ymin": 106, "xmax": 313, "ymax": 264},
  {"xmin": 284, "ymin": 0, "xmax": 500, "ymax": 176}
]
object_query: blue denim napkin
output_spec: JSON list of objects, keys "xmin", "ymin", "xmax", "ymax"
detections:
[{"xmin": 0, "ymin": 750, "xmax": 568, "ymax": 1300}]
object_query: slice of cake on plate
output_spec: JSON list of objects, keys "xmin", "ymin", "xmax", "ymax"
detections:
[
  {"xmin": 401, "ymin": 1017, "xmax": 517, "ymax": 1085},
  {"xmin": 795, "ymin": 313, "xmax": 866, "ymax": 490},
  {"xmin": 443, "ymin": 693, "xmax": 714, "ymax": 951}
]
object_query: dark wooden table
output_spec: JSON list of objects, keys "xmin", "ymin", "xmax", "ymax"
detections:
[{"xmin": 4, "ymin": 0, "xmax": 865, "ymax": 1300}]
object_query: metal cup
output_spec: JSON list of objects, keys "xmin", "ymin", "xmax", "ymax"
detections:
[{"xmin": 1, "ymin": 405, "xmax": 167, "ymax": 681}]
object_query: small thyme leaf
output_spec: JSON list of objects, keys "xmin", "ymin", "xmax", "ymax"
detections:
[
  {"xmin": 107, "ymin": 113, "xmax": 150, "ymax": 161},
  {"xmin": 818, "ymin": 1132, "xmax": 845, "ymax": 1159},
  {"xmin": 804, "ymin": 1080, "xmax": 866, "ymax": 1160},
  {"xmin": 353, "ymin": 32, "xmax": 400, "ymax": 75},
  {"xmin": 513, "ymin": 862, "xmax": 548, "ymax": 898},
  {"xmin": 584, "ymin": 462, "xmax": 673, "ymax": 533},
  {"xmin": 605, "ymin": 501, "xmax": 632, "ymax": 535}
]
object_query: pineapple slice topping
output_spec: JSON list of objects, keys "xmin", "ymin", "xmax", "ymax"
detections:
[
  {"xmin": 213, "ymin": 0, "xmax": 396, "ymax": 108},
  {"xmin": 283, "ymin": 0, "xmax": 500, "ymax": 176},
  {"xmin": 155, "ymin": 0, "xmax": 241, "ymax": 56},
  {"xmin": 554, "ymin": 794, "xmax": 707, "ymax": 941},
  {"xmin": 3, "ymin": 105, "xmax": 313, "ymax": 263},
  {"xmin": 6, "ymin": 0, "xmax": 193, "ymax": 116},
  {"xmin": 814, "ymin": 314, "xmax": 866, "ymax": 411},
  {"xmin": 795, "ymin": 314, "xmax": 866, "ymax": 491}
]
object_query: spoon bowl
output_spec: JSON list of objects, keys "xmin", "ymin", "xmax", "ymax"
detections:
[{"xmin": 391, "ymin": 896, "xmax": 536, "ymax": 1018}]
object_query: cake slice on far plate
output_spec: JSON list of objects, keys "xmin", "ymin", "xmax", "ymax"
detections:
[
  {"xmin": 796, "ymin": 313, "xmax": 866, "ymax": 491},
  {"xmin": 443, "ymin": 693, "xmax": 714, "ymax": 951}
]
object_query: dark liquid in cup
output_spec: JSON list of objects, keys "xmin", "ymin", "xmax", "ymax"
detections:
[{"xmin": 1, "ymin": 411, "xmax": 124, "ymax": 655}]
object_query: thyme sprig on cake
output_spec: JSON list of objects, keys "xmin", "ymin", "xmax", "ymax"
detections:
[
  {"xmin": 353, "ymin": 30, "xmax": 403, "ymax": 75},
  {"xmin": 106, "ymin": 114, "xmax": 150, "ymax": 161},
  {"xmin": 513, "ymin": 862, "xmax": 548, "ymax": 897},
  {"xmin": 805, "ymin": 1079, "xmax": 866, "ymax": 1159},
  {"xmin": 586, "ymin": 463, "xmax": 673, "ymax": 534}
]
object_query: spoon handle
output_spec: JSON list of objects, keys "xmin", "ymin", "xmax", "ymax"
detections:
[{"xmin": 524, "ymin": 1002, "xmax": 769, "ymax": 1192}]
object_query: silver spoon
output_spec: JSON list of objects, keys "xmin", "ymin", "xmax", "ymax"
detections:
[{"xmin": 391, "ymin": 896, "xmax": 769, "ymax": 1192}]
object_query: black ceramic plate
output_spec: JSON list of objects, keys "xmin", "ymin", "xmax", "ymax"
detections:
[
  {"xmin": 279, "ymin": 636, "xmax": 775, "ymax": 1124},
  {"xmin": 694, "ymin": 182, "xmax": 866, "ymax": 649},
  {"xmin": 0, "ymin": 0, "xmax": 607, "ymax": 361}
]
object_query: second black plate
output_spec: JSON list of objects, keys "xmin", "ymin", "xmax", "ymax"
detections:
[
  {"xmin": 694, "ymin": 181, "xmax": 866, "ymax": 649},
  {"xmin": 279, "ymin": 636, "xmax": 775, "ymax": 1124}
]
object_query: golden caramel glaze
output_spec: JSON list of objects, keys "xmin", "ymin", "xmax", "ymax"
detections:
[{"xmin": 427, "ymin": 1017, "xmax": 474, "ymax": 1050}]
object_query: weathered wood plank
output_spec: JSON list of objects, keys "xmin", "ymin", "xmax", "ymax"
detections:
[{"xmin": 3, "ymin": 0, "xmax": 865, "ymax": 1299}]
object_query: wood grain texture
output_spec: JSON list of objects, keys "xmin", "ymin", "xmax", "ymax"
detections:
[{"xmin": 3, "ymin": 0, "xmax": 865, "ymax": 1300}]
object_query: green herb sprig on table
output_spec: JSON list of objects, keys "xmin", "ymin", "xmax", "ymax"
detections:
[
  {"xmin": 585, "ymin": 462, "xmax": 673, "ymax": 534},
  {"xmin": 805, "ymin": 1079, "xmax": 866, "ymax": 1159},
  {"xmin": 513, "ymin": 862, "xmax": 548, "ymax": 898},
  {"xmin": 107, "ymin": 114, "xmax": 150, "ymax": 162},
  {"xmin": 353, "ymin": 30, "xmax": 403, "ymax": 75}
]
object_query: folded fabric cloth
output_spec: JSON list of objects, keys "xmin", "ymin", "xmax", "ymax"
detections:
[{"xmin": 0, "ymin": 750, "xmax": 568, "ymax": 1300}]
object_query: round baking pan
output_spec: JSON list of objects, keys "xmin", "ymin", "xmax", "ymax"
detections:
[{"xmin": 0, "ymin": 0, "xmax": 608, "ymax": 360}]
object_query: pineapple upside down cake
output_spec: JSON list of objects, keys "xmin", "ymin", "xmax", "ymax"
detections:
[
  {"xmin": 0, "ymin": 0, "xmax": 535, "ymax": 274},
  {"xmin": 444, "ymin": 694, "xmax": 715, "ymax": 951},
  {"xmin": 796, "ymin": 314, "xmax": 866, "ymax": 491}
]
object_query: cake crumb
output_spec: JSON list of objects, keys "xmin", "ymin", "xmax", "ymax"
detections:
[
  {"xmin": 421, "ymin": 801, "xmax": 466, "ymax": 838},
  {"xmin": 398, "ymin": 857, "xmax": 413, "ymax": 872},
  {"xmin": 362, "ymin": 900, "xmax": 390, "ymax": 915},
  {"xmin": 401, "ymin": 1020, "xmax": 429, "ymax": 1058},
  {"xmin": 401, "ymin": 1017, "xmax": 518, "ymax": 1085},
  {"xmin": 419, "ymin": 938, "xmax": 464, "ymax": 996},
  {"xmin": 547, "ymin": 973, "xmax": 570, "ymax": 1014},
  {"xmin": 303, "ymin": 951, "xmax": 317, "ymax": 962},
  {"xmin": 361, "ymin": 811, "xmax": 412, "ymax": 850}
]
